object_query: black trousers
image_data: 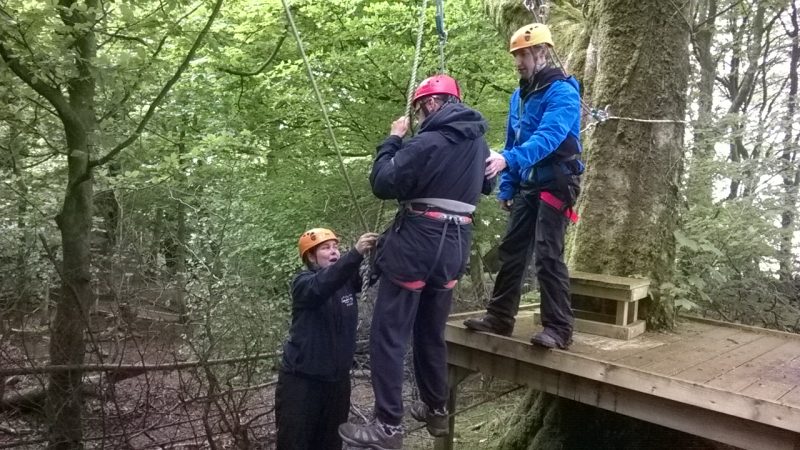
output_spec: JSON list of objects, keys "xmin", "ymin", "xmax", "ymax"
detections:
[
  {"xmin": 370, "ymin": 274, "xmax": 453, "ymax": 426},
  {"xmin": 275, "ymin": 371, "xmax": 350, "ymax": 450},
  {"xmin": 486, "ymin": 191, "xmax": 574, "ymax": 344}
]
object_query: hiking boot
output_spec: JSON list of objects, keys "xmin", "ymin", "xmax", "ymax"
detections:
[
  {"xmin": 409, "ymin": 402, "xmax": 448, "ymax": 437},
  {"xmin": 463, "ymin": 314, "xmax": 513, "ymax": 336},
  {"xmin": 338, "ymin": 420, "xmax": 403, "ymax": 450},
  {"xmin": 530, "ymin": 330, "xmax": 571, "ymax": 349}
]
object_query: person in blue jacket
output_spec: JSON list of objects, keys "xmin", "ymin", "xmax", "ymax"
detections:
[
  {"xmin": 275, "ymin": 228, "xmax": 377, "ymax": 450},
  {"xmin": 339, "ymin": 75, "xmax": 494, "ymax": 450},
  {"xmin": 464, "ymin": 23, "xmax": 584, "ymax": 349}
]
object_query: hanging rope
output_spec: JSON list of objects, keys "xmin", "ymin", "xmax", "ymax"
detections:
[
  {"xmin": 435, "ymin": 0, "xmax": 447, "ymax": 73},
  {"xmin": 280, "ymin": 0, "xmax": 369, "ymax": 231},
  {"xmin": 405, "ymin": 0, "xmax": 430, "ymax": 117}
]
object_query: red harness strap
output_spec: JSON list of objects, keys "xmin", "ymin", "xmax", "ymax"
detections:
[{"xmin": 539, "ymin": 191, "xmax": 579, "ymax": 223}]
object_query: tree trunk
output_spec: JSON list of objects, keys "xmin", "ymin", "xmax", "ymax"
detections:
[
  {"xmin": 687, "ymin": 0, "xmax": 718, "ymax": 208},
  {"xmin": 175, "ymin": 132, "xmax": 188, "ymax": 320},
  {"xmin": 779, "ymin": 0, "xmax": 799, "ymax": 281},
  {"xmin": 571, "ymin": 0, "xmax": 691, "ymax": 329},
  {"xmin": 46, "ymin": 3, "xmax": 98, "ymax": 446}
]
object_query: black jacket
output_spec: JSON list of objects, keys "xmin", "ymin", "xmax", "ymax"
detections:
[
  {"xmin": 369, "ymin": 103, "xmax": 492, "ymax": 287},
  {"xmin": 280, "ymin": 249, "xmax": 362, "ymax": 382},
  {"xmin": 370, "ymin": 102, "xmax": 493, "ymax": 204}
]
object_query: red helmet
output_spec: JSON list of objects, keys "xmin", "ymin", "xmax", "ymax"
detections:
[{"xmin": 412, "ymin": 74, "xmax": 461, "ymax": 104}]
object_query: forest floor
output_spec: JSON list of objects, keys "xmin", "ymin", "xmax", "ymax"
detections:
[{"xmin": 1, "ymin": 305, "xmax": 522, "ymax": 449}]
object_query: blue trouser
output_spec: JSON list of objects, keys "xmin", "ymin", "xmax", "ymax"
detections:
[
  {"xmin": 370, "ymin": 275, "xmax": 454, "ymax": 426},
  {"xmin": 486, "ymin": 190, "xmax": 574, "ymax": 345}
]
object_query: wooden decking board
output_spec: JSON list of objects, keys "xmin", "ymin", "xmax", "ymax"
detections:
[
  {"xmin": 446, "ymin": 321, "xmax": 800, "ymax": 434},
  {"xmin": 737, "ymin": 353, "xmax": 800, "ymax": 402},
  {"xmin": 706, "ymin": 340, "xmax": 800, "ymax": 393},
  {"xmin": 767, "ymin": 353, "xmax": 800, "ymax": 385},
  {"xmin": 675, "ymin": 334, "xmax": 787, "ymax": 383},
  {"xmin": 613, "ymin": 325, "xmax": 742, "ymax": 370},
  {"xmin": 778, "ymin": 385, "xmax": 800, "ymax": 407},
  {"xmin": 445, "ymin": 312, "xmax": 800, "ymax": 449},
  {"xmin": 644, "ymin": 329, "xmax": 764, "ymax": 376},
  {"xmin": 739, "ymin": 378, "xmax": 795, "ymax": 402}
]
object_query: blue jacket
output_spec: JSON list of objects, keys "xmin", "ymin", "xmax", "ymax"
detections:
[
  {"xmin": 498, "ymin": 68, "xmax": 583, "ymax": 201},
  {"xmin": 280, "ymin": 249, "xmax": 362, "ymax": 382}
]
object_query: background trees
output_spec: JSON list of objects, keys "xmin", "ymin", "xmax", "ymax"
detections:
[{"xmin": 1, "ymin": 0, "xmax": 798, "ymax": 447}]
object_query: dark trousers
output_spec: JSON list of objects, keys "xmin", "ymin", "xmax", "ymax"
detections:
[
  {"xmin": 370, "ymin": 275, "xmax": 453, "ymax": 426},
  {"xmin": 487, "ymin": 191, "xmax": 574, "ymax": 344},
  {"xmin": 275, "ymin": 371, "xmax": 350, "ymax": 450}
]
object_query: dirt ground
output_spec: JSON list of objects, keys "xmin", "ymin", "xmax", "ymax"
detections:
[{"xmin": 1, "ymin": 309, "xmax": 521, "ymax": 449}]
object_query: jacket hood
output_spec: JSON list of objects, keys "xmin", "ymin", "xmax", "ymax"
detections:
[
  {"xmin": 521, "ymin": 67, "xmax": 580, "ymax": 97},
  {"xmin": 419, "ymin": 102, "xmax": 489, "ymax": 143}
]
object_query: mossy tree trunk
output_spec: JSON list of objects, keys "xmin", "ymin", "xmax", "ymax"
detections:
[{"xmin": 570, "ymin": 0, "xmax": 690, "ymax": 329}]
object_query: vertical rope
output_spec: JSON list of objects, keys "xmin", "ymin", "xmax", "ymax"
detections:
[
  {"xmin": 406, "ymin": 0, "xmax": 430, "ymax": 117},
  {"xmin": 435, "ymin": 0, "xmax": 447, "ymax": 73},
  {"xmin": 280, "ymin": 0, "xmax": 369, "ymax": 231}
]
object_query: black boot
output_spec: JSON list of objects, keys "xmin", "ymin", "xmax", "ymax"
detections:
[{"xmin": 463, "ymin": 314, "xmax": 513, "ymax": 336}]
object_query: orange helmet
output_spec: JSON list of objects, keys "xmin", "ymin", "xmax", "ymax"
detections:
[
  {"xmin": 509, "ymin": 23, "xmax": 553, "ymax": 53},
  {"xmin": 298, "ymin": 228, "xmax": 339, "ymax": 259}
]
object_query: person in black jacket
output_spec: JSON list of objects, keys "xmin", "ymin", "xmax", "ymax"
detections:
[
  {"xmin": 275, "ymin": 228, "xmax": 377, "ymax": 450},
  {"xmin": 339, "ymin": 75, "xmax": 493, "ymax": 450}
]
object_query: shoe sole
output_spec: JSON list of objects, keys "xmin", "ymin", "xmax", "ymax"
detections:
[
  {"xmin": 463, "ymin": 321, "xmax": 513, "ymax": 337},
  {"xmin": 339, "ymin": 434, "xmax": 399, "ymax": 450},
  {"xmin": 530, "ymin": 336, "xmax": 571, "ymax": 349}
]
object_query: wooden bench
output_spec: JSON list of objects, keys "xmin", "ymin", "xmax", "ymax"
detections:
[{"xmin": 535, "ymin": 271, "xmax": 650, "ymax": 340}]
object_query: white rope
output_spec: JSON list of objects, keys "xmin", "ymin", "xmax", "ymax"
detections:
[
  {"xmin": 582, "ymin": 114, "xmax": 686, "ymax": 133},
  {"xmin": 406, "ymin": 0, "xmax": 430, "ymax": 117}
]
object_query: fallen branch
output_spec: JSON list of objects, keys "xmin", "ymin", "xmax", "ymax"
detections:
[{"xmin": 0, "ymin": 352, "xmax": 280, "ymax": 378}]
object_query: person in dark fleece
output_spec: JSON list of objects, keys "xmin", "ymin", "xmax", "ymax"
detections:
[
  {"xmin": 466, "ymin": 23, "xmax": 584, "ymax": 350},
  {"xmin": 275, "ymin": 228, "xmax": 377, "ymax": 450},
  {"xmin": 338, "ymin": 74, "xmax": 494, "ymax": 450}
]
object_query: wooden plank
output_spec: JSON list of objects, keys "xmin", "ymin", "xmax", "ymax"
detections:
[
  {"xmin": 570, "ymin": 271, "xmax": 650, "ymax": 290},
  {"xmin": 447, "ymin": 303, "xmax": 538, "ymax": 321},
  {"xmin": 778, "ymin": 385, "xmax": 800, "ymax": 408},
  {"xmin": 615, "ymin": 325, "xmax": 742, "ymax": 370},
  {"xmin": 740, "ymin": 378, "xmax": 795, "ymax": 402},
  {"xmin": 675, "ymin": 335, "xmax": 787, "ymax": 383},
  {"xmin": 738, "ymin": 354, "xmax": 800, "ymax": 402},
  {"xmin": 448, "ymin": 343, "xmax": 800, "ymax": 450},
  {"xmin": 682, "ymin": 315, "xmax": 800, "ymax": 342},
  {"xmin": 570, "ymin": 283, "xmax": 640, "ymax": 302},
  {"xmin": 445, "ymin": 323, "xmax": 800, "ymax": 433},
  {"xmin": 706, "ymin": 340, "xmax": 800, "ymax": 393},
  {"xmin": 532, "ymin": 312, "xmax": 645, "ymax": 340},
  {"xmin": 644, "ymin": 329, "xmax": 763, "ymax": 376}
]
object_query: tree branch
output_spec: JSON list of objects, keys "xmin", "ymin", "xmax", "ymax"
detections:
[
  {"xmin": 218, "ymin": 32, "xmax": 287, "ymax": 76},
  {"xmin": 90, "ymin": 0, "xmax": 225, "ymax": 168},
  {"xmin": 0, "ymin": 41, "xmax": 78, "ymax": 132}
]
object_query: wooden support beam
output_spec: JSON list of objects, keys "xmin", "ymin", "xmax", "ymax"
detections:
[{"xmin": 433, "ymin": 365, "xmax": 473, "ymax": 450}]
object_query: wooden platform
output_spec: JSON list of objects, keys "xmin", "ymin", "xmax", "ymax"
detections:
[{"xmin": 441, "ymin": 310, "xmax": 800, "ymax": 450}]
